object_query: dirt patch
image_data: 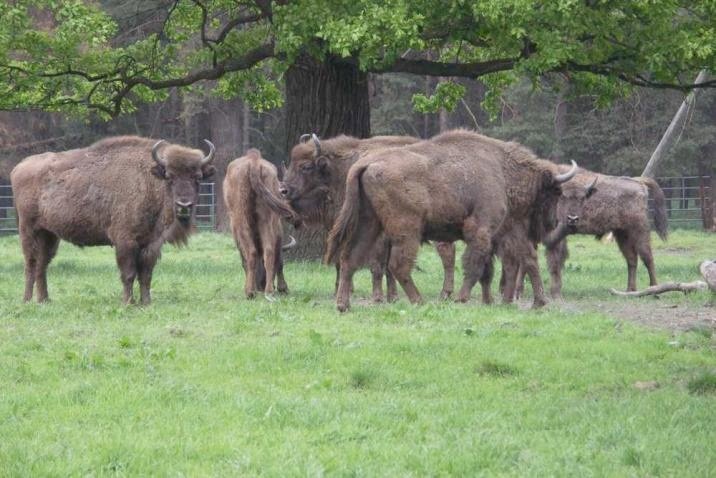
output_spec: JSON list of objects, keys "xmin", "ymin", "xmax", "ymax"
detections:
[{"xmin": 561, "ymin": 298, "xmax": 715, "ymax": 332}]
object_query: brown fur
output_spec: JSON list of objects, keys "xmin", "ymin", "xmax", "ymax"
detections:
[
  {"xmin": 542, "ymin": 169, "xmax": 669, "ymax": 295},
  {"xmin": 223, "ymin": 149, "xmax": 299, "ymax": 299},
  {"xmin": 326, "ymin": 129, "xmax": 572, "ymax": 311},
  {"xmin": 283, "ymin": 134, "xmax": 459, "ymax": 302},
  {"xmin": 11, "ymin": 135, "xmax": 215, "ymax": 304}
]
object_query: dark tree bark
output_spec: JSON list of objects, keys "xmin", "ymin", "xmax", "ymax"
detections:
[{"xmin": 283, "ymin": 54, "xmax": 371, "ymax": 260}]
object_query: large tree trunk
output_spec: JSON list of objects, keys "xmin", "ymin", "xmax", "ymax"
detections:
[{"xmin": 283, "ymin": 54, "xmax": 371, "ymax": 260}]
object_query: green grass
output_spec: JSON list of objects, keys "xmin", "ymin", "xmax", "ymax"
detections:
[{"xmin": 0, "ymin": 231, "xmax": 714, "ymax": 476}]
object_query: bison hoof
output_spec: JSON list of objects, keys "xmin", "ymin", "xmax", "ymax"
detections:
[
  {"xmin": 532, "ymin": 299, "xmax": 547, "ymax": 308},
  {"xmin": 439, "ymin": 290, "xmax": 452, "ymax": 300},
  {"xmin": 372, "ymin": 295, "xmax": 384, "ymax": 304},
  {"xmin": 246, "ymin": 291, "xmax": 256, "ymax": 300},
  {"xmin": 456, "ymin": 295, "xmax": 470, "ymax": 303},
  {"xmin": 337, "ymin": 302, "xmax": 350, "ymax": 313}
]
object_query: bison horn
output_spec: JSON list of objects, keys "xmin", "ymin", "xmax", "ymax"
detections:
[
  {"xmin": 311, "ymin": 133, "xmax": 322, "ymax": 157},
  {"xmin": 555, "ymin": 160, "xmax": 578, "ymax": 183},
  {"xmin": 282, "ymin": 235, "xmax": 297, "ymax": 250},
  {"xmin": 152, "ymin": 140, "xmax": 168, "ymax": 167},
  {"xmin": 201, "ymin": 139, "xmax": 215, "ymax": 166},
  {"xmin": 299, "ymin": 133, "xmax": 312, "ymax": 143}
]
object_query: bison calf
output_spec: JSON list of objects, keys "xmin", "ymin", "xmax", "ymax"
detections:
[
  {"xmin": 11, "ymin": 136, "xmax": 216, "ymax": 304},
  {"xmin": 223, "ymin": 149, "xmax": 300, "ymax": 299}
]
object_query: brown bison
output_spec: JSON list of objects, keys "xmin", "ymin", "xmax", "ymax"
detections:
[
  {"xmin": 325, "ymin": 129, "xmax": 577, "ymax": 311},
  {"xmin": 223, "ymin": 149, "xmax": 300, "ymax": 299},
  {"xmin": 540, "ymin": 169, "xmax": 668, "ymax": 295},
  {"xmin": 11, "ymin": 136, "xmax": 216, "ymax": 304},
  {"xmin": 281, "ymin": 133, "xmax": 460, "ymax": 302}
]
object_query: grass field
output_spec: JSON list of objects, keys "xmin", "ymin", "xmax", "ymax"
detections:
[{"xmin": 1, "ymin": 230, "xmax": 714, "ymax": 476}]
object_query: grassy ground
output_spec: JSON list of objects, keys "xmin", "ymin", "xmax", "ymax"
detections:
[{"xmin": 0, "ymin": 230, "xmax": 714, "ymax": 476}]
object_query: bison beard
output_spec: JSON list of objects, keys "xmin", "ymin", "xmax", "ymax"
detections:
[
  {"xmin": 325, "ymin": 129, "xmax": 577, "ymax": 312},
  {"xmin": 11, "ymin": 136, "xmax": 216, "ymax": 304},
  {"xmin": 223, "ymin": 148, "xmax": 300, "ymax": 299}
]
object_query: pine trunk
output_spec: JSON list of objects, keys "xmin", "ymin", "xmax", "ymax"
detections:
[{"xmin": 283, "ymin": 54, "xmax": 371, "ymax": 260}]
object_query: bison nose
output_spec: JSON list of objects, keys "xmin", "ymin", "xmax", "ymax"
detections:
[
  {"xmin": 278, "ymin": 183, "xmax": 289, "ymax": 197},
  {"xmin": 176, "ymin": 200, "xmax": 193, "ymax": 208},
  {"xmin": 567, "ymin": 214, "xmax": 579, "ymax": 226}
]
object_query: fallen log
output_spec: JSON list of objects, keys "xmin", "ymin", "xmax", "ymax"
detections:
[{"xmin": 610, "ymin": 281, "xmax": 708, "ymax": 297}]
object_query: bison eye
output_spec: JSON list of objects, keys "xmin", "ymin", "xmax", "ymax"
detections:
[{"xmin": 300, "ymin": 163, "xmax": 314, "ymax": 173}]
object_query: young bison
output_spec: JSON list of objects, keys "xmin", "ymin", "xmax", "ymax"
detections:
[{"xmin": 223, "ymin": 149, "xmax": 300, "ymax": 299}]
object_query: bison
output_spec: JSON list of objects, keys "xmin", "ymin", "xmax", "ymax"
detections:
[
  {"xmin": 325, "ymin": 129, "xmax": 577, "ymax": 311},
  {"xmin": 281, "ymin": 133, "xmax": 461, "ymax": 302},
  {"xmin": 11, "ymin": 136, "xmax": 215, "ymax": 304},
  {"xmin": 540, "ymin": 169, "xmax": 668, "ymax": 295},
  {"xmin": 223, "ymin": 149, "xmax": 300, "ymax": 299}
]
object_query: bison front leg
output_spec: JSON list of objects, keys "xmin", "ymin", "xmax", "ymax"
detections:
[
  {"xmin": 457, "ymin": 220, "xmax": 492, "ymax": 303},
  {"xmin": 520, "ymin": 250, "xmax": 548, "ymax": 309},
  {"xmin": 115, "ymin": 243, "xmax": 139, "ymax": 305},
  {"xmin": 137, "ymin": 248, "xmax": 159, "ymax": 305},
  {"xmin": 435, "ymin": 242, "xmax": 456, "ymax": 300},
  {"xmin": 546, "ymin": 240, "xmax": 568, "ymax": 300}
]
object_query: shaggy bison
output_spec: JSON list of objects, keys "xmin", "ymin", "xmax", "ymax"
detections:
[
  {"xmin": 11, "ymin": 136, "xmax": 215, "ymax": 304},
  {"xmin": 325, "ymin": 129, "xmax": 577, "ymax": 311},
  {"xmin": 541, "ymin": 169, "xmax": 668, "ymax": 294},
  {"xmin": 282, "ymin": 133, "xmax": 459, "ymax": 302},
  {"xmin": 223, "ymin": 149, "xmax": 300, "ymax": 299}
]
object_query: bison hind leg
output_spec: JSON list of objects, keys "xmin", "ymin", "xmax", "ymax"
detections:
[{"xmin": 34, "ymin": 229, "xmax": 59, "ymax": 303}]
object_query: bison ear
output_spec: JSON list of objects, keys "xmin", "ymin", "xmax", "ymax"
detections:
[
  {"xmin": 585, "ymin": 177, "xmax": 598, "ymax": 198},
  {"xmin": 316, "ymin": 156, "xmax": 328, "ymax": 173},
  {"xmin": 151, "ymin": 164, "xmax": 167, "ymax": 180},
  {"xmin": 201, "ymin": 164, "xmax": 216, "ymax": 179}
]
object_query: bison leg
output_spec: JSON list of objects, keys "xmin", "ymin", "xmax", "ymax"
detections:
[
  {"xmin": 636, "ymin": 234, "xmax": 658, "ymax": 287},
  {"xmin": 386, "ymin": 269, "xmax": 399, "ymax": 303},
  {"xmin": 546, "ymin": 240, "xmax": 568, "ymax": 300},
  {"xmin": 479, "ymin": 257, "xmax": 494, "ymax": 305},
  {"xmin": 370, "ymin": 239, "xmax": 390, "ymax": 303},
  {"xmin": 137, "ymin": 249, "xmax": 159, "ymax": 305},
  {"xmin": 275, "ymin": 244, "xmax": 288, "ymax": 294},
  {"xmin": 34, "ymin": 229, "xmax": 59, "ymax": 303},
  {"xmin": 336, "ymin": 218, "xmax": 384, "ymax": 312},
  {"xmin": 500, "ymin": 256, "xmax": 520, "ymax": 304},
  {"xmin": 115, "ymin": 243, "xmax": 139, "ymax": 304},
  {"xmin": 262, "ymin": 244, "xmax": 277, "ymax": 298},
  {"xmin": 435, "ymin": 241, "xmax": 456, "ymax": 300},
  {"xmin": 387, "ymin": 237, "xmax": 423, "ymax": 305},
  {"xmin": 235, "ymin": 225, "xmax": 259, "ymax": 299},
  {"xmin": 615, "ymin": 230, "xmax": 638, "ymax": 291},
  {"xmin": 520, "ymin": 248, "xmax": 548, "ymax": 308},
  {"xmin": 457, "ymin": 220, "xmax": 492, "ymax": 303},
  {"xmin": 19, "ymin": 222, "xmax": 38, "ymax": 302}
]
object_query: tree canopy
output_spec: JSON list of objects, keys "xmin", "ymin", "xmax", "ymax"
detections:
[{"xmin": 1, "ymin": 0, "xmax": 715, "ymax": 120}]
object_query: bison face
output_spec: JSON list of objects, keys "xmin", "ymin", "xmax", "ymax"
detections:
[
  {"xmin": 545, "ymin": 176, "xmax": 598, "ymax": 246},
  {"xmin": 281, "ymin": 137, "xmax": 332, "ymax": 221},
  {"xmin": 151, "ymin": 140, "xmax": 216, "ymax": 226}
]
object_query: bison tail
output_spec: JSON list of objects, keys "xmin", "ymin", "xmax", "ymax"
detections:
[
  {"xmin": 642, "ymin": 177, "xmax": 668, "ymax": 241},
  {"xmin": 324, "ymin": 163, "xmax": 368, "ymax": 265},
  {"xmin": 249, "ymin": 163, "xmax": 300, "ymax": 224}
]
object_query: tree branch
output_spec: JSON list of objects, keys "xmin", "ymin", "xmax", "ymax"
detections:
[{"xmin": 368, "ymin": 57, "xmax": 517, "ymax": 77}]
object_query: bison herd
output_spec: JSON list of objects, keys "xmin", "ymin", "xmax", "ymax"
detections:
[{"xmin": 10, "ymin": 130, "xmax": 668, "ymax": 310}]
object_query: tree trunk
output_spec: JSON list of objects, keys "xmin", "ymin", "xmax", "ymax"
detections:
[
  {"xmin": 642, "ymin": 70, "xmax": 708, "ymax": 178},
  {"xmin": 283, "ymin": 54, "xmax": 371, "ymax": 260}
]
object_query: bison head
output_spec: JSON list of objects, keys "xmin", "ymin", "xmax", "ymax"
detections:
[
  {"xmin": 151, "ymin": 139, "xmax": 216, "ymax": 225},
  {"xmin": 280, "ymin": 133, "xmax": 333, "ymax": 222},
  {"xmin": 544, "ymin": 175, "xmax": 598, "ymax": 246}
]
